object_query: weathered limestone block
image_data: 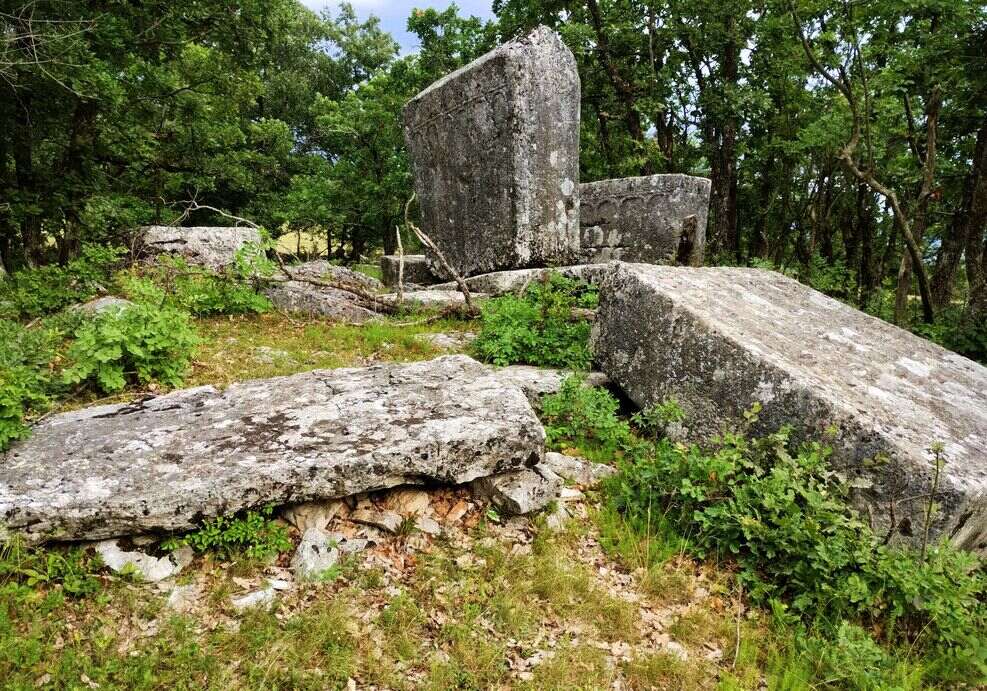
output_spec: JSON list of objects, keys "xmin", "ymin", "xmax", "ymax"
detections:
[
  {"xmin": 1, "ymin": 355, "xmax": 545, "ymax": 542},
  {"xmin": 429, "ymin": 264, "xmax": 611, "ymax": 296},
  {"xmin": 378, "ymin": 290, "xmax": 489, "ymax": 309},
  {"xmin": 381, "ymin": 254, "xmax": 439, "ymax": 288},
  {"xmin": 403, "ymin": 26, "xmax": 581, "ymax": 278},
  {"xmin": 579, "ymin": 175, "xmax": 711, "ymax": 266},
  {"xmin": 140, "ymin": 226, "xmax": 262, "ymax": 271},
  {"xmin": 592, "ymin": 262, "xmax": 987, "ymax": 550},
  {"xmin": 263, "ymin": 281, "xmax": 380, "ymax": 322}
]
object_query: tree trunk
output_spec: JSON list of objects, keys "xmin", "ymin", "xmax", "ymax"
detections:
[
  {"xmin": 963, "ymin": 119, "xmax": 987, "ymax": 317},
  {"xmin": 857, "ymin": 184, "xmax": 878, "ymax": 307}
]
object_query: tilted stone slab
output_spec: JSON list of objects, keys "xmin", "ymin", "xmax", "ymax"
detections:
[
  {"xmin": 140, "ymin": 226, "xmax": 262, "ymax": 271},
  {"xmin": 0, "ymin": 355, "xmax": 544, "ymax": 542},
  {"xmin": 283, "ymin": 260, "xmax": 383, "ymax": 293},
  {"xmin": 592, "ymin": 262, "xmax": 987, "ymax": 551},
  {"xmin": 579, "ymin": 175, "xmax": 711, "ymax": 266},
  {"xmin": 381, "ymin": 255, "xmax": 439, "ymax": 288},
  {"xmin": 403, "ymin": 26, "xmax": 581, "ymax": 278}
]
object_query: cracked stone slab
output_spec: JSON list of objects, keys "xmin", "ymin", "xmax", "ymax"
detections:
[
  {"xmin": 592, "ymin": 262, "xmax": 987, "ymax": 551},
  {"xmin": 579, "ymin": 175, "xmax": 711, "ymax": 266},
  {"xmin": 404, "ymin": 26, "xmax": 581, "ymax": 278},
  {"xmin": 140, "ymin": 226, "xmax": 262, "ymax": 271},
  {"xmin": 1, "ymin": 355, "xmax": 545, "ymax": 543},
  {"xmin": 378, "ymin": 290, "xmax": 488, "ymax": 308}
]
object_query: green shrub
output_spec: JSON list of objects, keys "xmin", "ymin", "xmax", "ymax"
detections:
[
  {"xmin": 0, "ymin": 538, "xmax": 103, "ymax": 598},
  {"xmin": 539, "ymin": 375, "xmax": 631, "ymax": 453},
  {"xmin": 606, "ymin": 423, "xmax": 987, "ymax": 683},
  {"xmin": 0, "ymin": 320, "xmax": 62, "ymax": 449},
  {"xmin": 63, "ymin": 303, "xmax": 199, "ymax": 393},
  {"xmin": 162, "ymin": 504, "xmax": 292, "ymax": 561},
  {"xmin": 471, "ymin": 273, "xmax": 597, "ymax": 369},
  {"xmin": 0, "ymin": 245, "xmax": 126, "ymax": 319},
  {"xmin": 119, "ymin": 256, "xmax": 271, "ymax": 316}
]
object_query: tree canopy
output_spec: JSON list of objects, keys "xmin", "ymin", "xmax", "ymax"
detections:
[{"xmin": 1, "ymin": 0, "xmax": 985, "ymax": 347}]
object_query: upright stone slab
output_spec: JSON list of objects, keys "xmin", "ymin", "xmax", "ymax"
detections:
[
  {"xmin": 0, "ymin": 356, "xmax": 544, "ymax": 542},
  {"xmin": 579, "ymin": 175, "xmax": 711, "ymax": 266},
  {"xmin": 403, "ymin": 26, "xmax": 581, "ymax": 278},
  {"xmin": 593, "ymin": 262, "xmax": 987, "ymax": 551}
]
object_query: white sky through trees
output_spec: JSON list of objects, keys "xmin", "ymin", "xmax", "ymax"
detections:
[{"xmin": 301, "ymin": 1, "xmax": 496, "ymax": 54}]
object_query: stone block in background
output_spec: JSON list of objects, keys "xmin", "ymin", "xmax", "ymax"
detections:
[
  {"xmin": 592, "ymin": 262, "xmax": 987, "ymax": 551},
  {"xmin": 380, "ymin": 254, "xmax": 439, "ymax": 287},
  {"xmin": 140, "ymin": 226, "xmax": 262, "ymax": 271},
  {"xmin": 403, "ymin": 26, "xmax": 581, "ymax": 278},
  {"xmin": 579, "ymin": 175, "xmax": 711, "ymax": 266}
]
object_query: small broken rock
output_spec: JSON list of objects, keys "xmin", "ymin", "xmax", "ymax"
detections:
[
  {"xmin": 291, "ymin": 527, "xmax": 341, "ymax": 580},
  {"xmin": 350, "ymin": 508, "xmax": 404, "ymax": 533},
  {"xmin": 472, "ymin": 463, "xmax": 563, "ymax": 515},
  {"xmin": 543, "ymin": 451, "xmax": 617, "ymax": 486},
  {"xmin": 94, "ymin": 540, "xmax": 193, "ymax": 583},
  {"xmin": 231, "ymin": 586, "xmax": 276, "ymax": 612}
]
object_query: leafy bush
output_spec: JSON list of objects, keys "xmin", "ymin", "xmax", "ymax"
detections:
[
  {"xmin": 0, "ymin": 245, "xmax": 126, "ymax": 319},
  {"xmin": 540, "ymin": 381, "xmax": 987, "ymax": 684},
  {"xmin": 162, "ymin": 504, "xmax": 292, "ymax": 561},
  {"xmin": 119, "ymin": 256, "xmax": 271, "ymax": 316},
  {"xmin": 63, "ymin": 303, "xmax": 199, "ymax": 393},
  {"xmin": 0, "ymin": 538, "xmax": 103, "ymax": 598},
  {"xmin": 606, "ymin": 423, "xmax": 987, "ymax": 682},
  {"xmin": 471, "ymin": 273, "xmax": 597, "ymax": 369},
  {"xmin": 539, "ymin": 375, "xmax": 630, "ymax": 452},
  {"xmin": 0, "ymin": 320, "xmax": 61, "ymax": 449}
]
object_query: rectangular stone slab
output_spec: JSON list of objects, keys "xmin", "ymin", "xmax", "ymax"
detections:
[
  {"xmin": 0, "ymin": 356, "xmax": 544, "ymax": 542},
  {"xmin": 380, "ymin": 254, "xmax": 438, "ymax": 287},
  {"xmin": 592, "ymin": 262, "xmax": 987, "ymax": 551},
  {"xmin": 579, "ymin": 175, "xmax": 711, "ymax": 266},
  {"xmin": 403, "ymin": 26, "xmax": 581, "ymax": 278}
]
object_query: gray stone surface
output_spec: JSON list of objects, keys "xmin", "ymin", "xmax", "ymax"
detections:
[
  {"xmin": 282, "ymin": 260, "xmax": 383, "ymax": 293},
  {"xmin": 291, "ymin": 527, "xmax": 340, "ymax": 580},
  {"xmin": 72, "ymin": 296, "xmax": 135, "ymax": 315},
  {"xmin": 490, "ymin": 365, "xmax": 611, "ymax": 403},
  {"xmin": 141, "ymin": 226, "xmax": 262, "ymax": 271},
  {"xmin": 379, "ymin": 290, "xmax": 488, "ymax": 309},
  {"xmin": 579, "ymin": 175, "xmax": 711, "ymax": 266},
  {"xmin": 1, "ymin": 355, "xmax": 545, "ymax": 542},
  {"xmin": 264, "ymin": 280, "xmax": 380, "ymax": 322},
  {"xmin": 404, "ymin": 26, "xmax": 581, "ymax": 278},
  {"xmin": 429, "ymin": 264, "xmax": 611, "ymax": 296},
  {"xmin": 94, "ymin": 540, "xmax": 193, "ymax": 583},
  {"xmin": 472, "ymin": 464, "xmax": 563, "ymax": 515},
  {"xmin": 592, "ymin": 262, "xmax": 987, "ymax": 550},
  {"xmin": 543, "ymin": 452, "xmax": 617, "ymax": 486},
  {"xmin": 381, "ymin": 254, "xmax": 438, "ymax": 287}
]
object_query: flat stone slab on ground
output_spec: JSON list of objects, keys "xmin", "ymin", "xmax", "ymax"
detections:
[
  {"xmin": 282, "ymin": 260, "xmax": 383, "ymax": 293},
  {"xmin": 579, "ymin": 175, "xmax": 711, "ymax": 266},
  {"xmin": 264, "ymin": 280, "xmax": 380, "ymax": 322},
  {"xmin": 403, "ymin": 26, "xmax": 581, "ymax": 278},
  {"xmin": 1, "ymin": 355, "xmax": 544, "ymax": 542},
  {"xmin": 429, "ymin": 264, "xmax": 610, "ymax": 296},
  {"xmin": 379, "ymin": 290, "xmax": 488, "ymax": 308},
  {"xmin": 491, "ymin": 365, "xmax": 611, "ymax": 403},
  {"xmin": 140, "ymin": 226, "xmax": 262, "ymax": 271},
  {"xmin": 592, "ymin": 262, "xmax": 987, "ymax": 550}
]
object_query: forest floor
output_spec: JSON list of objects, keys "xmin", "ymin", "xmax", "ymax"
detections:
[{"xmin": 0, "ymin": 310, "xmax": 793, "ymax": 691}]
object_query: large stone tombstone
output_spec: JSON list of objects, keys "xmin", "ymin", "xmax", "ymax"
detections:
[
  {"xmin": 403, "ymin": 27, "xmax": 581, "ymax": 278},
  {"xmin": 579, "ymin": 175, "xmax": 711, "ymax": 266}
]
